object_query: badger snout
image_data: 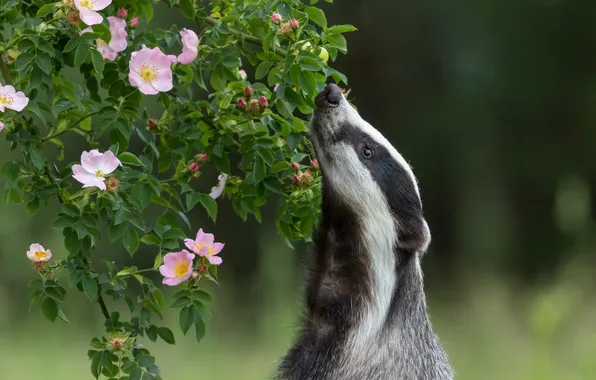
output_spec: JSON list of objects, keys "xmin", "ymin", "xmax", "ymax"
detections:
[{"xmin": 315, "ymin": 83, "xmax": 343, "ymax": 109}]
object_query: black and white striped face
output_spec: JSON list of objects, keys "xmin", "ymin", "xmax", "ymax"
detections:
[{"xmin": 310, "ymin": 84, "xmax": 430, "ymax": 254}]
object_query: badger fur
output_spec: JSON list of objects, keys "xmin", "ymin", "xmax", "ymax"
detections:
[{"xmin": 276, "ymin": 84, "xmax": 454, "ymax": 380}]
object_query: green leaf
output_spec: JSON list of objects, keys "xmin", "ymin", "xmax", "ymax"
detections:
[
  {"xmin": 36, "ymin": 3, "xmax": 55, "ymax": 18},
  {"xmin": 299, "ymin": 71, "xmax": 317, "ymax": 96},
  {"xmin": 198, "ymin": 194, "xmax": 218, "ymax": 222},
  {"xmin": 91, "ymin": 24, "xmax": 111, "ymax": 43},
  {"xmin": 29, "ymin": 146, "xmax": 45, "ymax": 170},
  {"xmin": 253, "ymin": 157, "xmax": 267, "ymax": 184},
  {"xmin": 193, "ymin": 290, "xmax": 213, "ymax": 303},
  {"xmin": 325, "ymin": 33, "xmax": 348, "ymax": 53},
  {"xmin": 90, "ymin": 350, "xmax": 105, "ymax": 379},
  {"xmin": 306, "ymin": 6, "xmax": 327, "ymax": 27},
  {"xmin": 74, "ymin": 42, "xmax": 90, "ymax": 67},
  {"xmin": 13, "ymin": 52, "xmax": 35, "ymax": 72},
  {"xmin": 123, "ymin": 228, "xmax": 140, "ymax": 256},
  {"xmin": 140, "ymin": 233, "xmax": 160, "ymax": 246},
  {"xmin": 179, "ymin": 306, "xmax": 194, "ymax": 335},
  {"xmin": 195, "ymin": 319, "xmax": 206, "ymax": 343},
  {"xmin": 209, "ymin": 68, "xmax": 226, "ymax": 91},
  {"xmin": 325, "ymin": 24, "xmax": 357, "ymax": 34},
  {"xmin": 63, "ymin": 37, "xmax": 80, "ymax": 53},
  {"xmin": 90, "ymin": 49, "xmax": 104, "ymax": 75},
  {"xmin": 118, "ymin": 152, "xmax": 144, "ymax": 167},
  {"xmin": 36, "ymin": 53, "xmax": 52, "ymax": 75},
  {"xmin": 2, "ymin": 162, "xmax": 21, "ymax": 182},
  {"xmin": 255, "ymin": 61, "xmax": 273, "ymax": 80},
  {"xmin": 82, "ymin": 276, "xmax": 98, "ymax": 301},
  {"xmin": 45, "ymin": 286, "xmax": 66, "ymax": 302},
  {"xmin": 41, "ymin": 297, "xmax": 59, "ymax": 322},
  {"xmin": 299, "ymin": 56, "xmax": 322, "ymax": 71},
  {"xmin": 179, "ymin": 0, "xmax": 196, "ymax": 19},
  {"xmin": 157, "ymin": 327, "xmax": 176, "ymax": 344}
]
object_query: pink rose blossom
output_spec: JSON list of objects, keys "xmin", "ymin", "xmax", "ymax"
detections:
[
  {"xmin": 0, "ymin": 122, "xmax": 4, "ymax": 132},
  {"xmin": 71, "ymin": 149, "xmax": 121, "ymax": 190},
  {"xmin": 177, "ymin": 28, "xmax": 199, "ymax": 64},
  {"xmin": 81, "ymin": 16, "xmax": 127, "ymax": 61},
  {"xmin": 130, "ymin": 17, "xmax": 138, "ymax": 28},
  {"xmin": 159, "ymin": 250, "xmax": 195, "ymax": 286},
  {"xmin": 129, "ymin": 44, "xmax": 176, "ymax": 95},
  {"xmin": 26, "ymin": 243, "xmax": 52, "ymax": 262},
  {"xmin": 73, "ymin": 0, "xmax": 111, "ymax": 26},
  {"xmin": 209, "ymin": 173, "xmax": 228, "ymax": 200},
  {"xmin": 184, "ymin": 229, "xmax": 224, "ymax": 265},
  {"xmin": 0, "ymin": 83, "xmax": 29, "ymax": 112}
]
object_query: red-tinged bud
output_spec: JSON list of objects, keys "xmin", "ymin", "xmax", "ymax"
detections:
[
  {"xmin": 244, "ymin": 86, "xmax": 253, "ymax": 97},
  {"xmin": 147, "ymin": 118, "xmax": 158, "ymax": 130},
  {"xmin": 199, "ymin": 153, "xmax": 208, "ymax": 161},
  {"xmin": 197, "ymin": 264, "xmax": 208, "ymax": 274},
  {"xmin": 311, "ymin": 159, "xmax": 319, "ymax": 169},
  {"xmin": 259, "ymin": 96, "xmax": 269, "ymax": 109},
  {"xmin": 290, "ymin": 18, "xmax": 299, "ymax": 30},
  {"xmin": 188, "ymin": 162, "xmax": 199, "ymax": 172},
  {"xmin": 292, "ymin": 175, "xmax": 300, "ymax": 184},
  {"xmin": 117, "ymin": 8, "xmax": 128, "ymax": 19},
  {"xmin": 291, "ymin": 162, "xmax": 300, "ymax": 171},
  {"xmin": 272, "ymin": 12, "xmax": 282, "ymax": 24},
  {"xmin": 237, "ymin": 98, "xmax": 247, "ymax": 110},
  {"xmin": 130, "ymin": 17, "xmax": 138, "ymax": 28}
]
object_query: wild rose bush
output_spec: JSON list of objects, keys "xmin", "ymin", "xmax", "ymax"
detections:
[{"xmin": 0, "ymin": 0, "xmax": 354, "ymax": 378}]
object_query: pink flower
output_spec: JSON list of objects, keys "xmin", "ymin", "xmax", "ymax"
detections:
[
  {"xmin": 188, "ymin": 162, "xmax": 199, "ymax": 172},
  {"xmin": 129, "ymin": 44, "xmax": 176, "ymax": 95},
  {"xmin": 312, "ymin": 159, "xmax": 319, "ymax": 169},
  {"xmin": 209, "ymin": 173, "xmax": 228, "ymax": 199},
  {"xmin": 177, "ymin": 28, "xmax": 199, "ymax": 64},
  {"xmin": 26, "ymin": 243, "xmax": 52, "ymax": 262},
  {"xmin": 73, "ymin": 0, "xmax": 111, "ymax": 26},
  {"xmin": 117, "ymin": 7, "xmax": 127, "ymax": 19},
  {"xmin": 81, "ymin": 17, "xmax": 127, "ymax": 61},
  {"xmin": 272, "ymin": 12, "xmax": 282, "ymax": 24},
  {"xmin": 184, "ymin": 229, "xmax": 224, "ymax": 265},
  {"xmin": 71, "ymin": 149, "xmax": 121, "ymax": 190},
  {"xmin": 0, "ymin": 83, "xmax": 29, "ymax": 112},
  {"xmin": 130, "ymin": 17, "xmax": 138, "ymax": 28},
  {"xmin": 159, "ymin": 250, "xmax": 195, "ymax": 286},
  {"xmin": 0, "ymin": 122, "xmax": 4, "ymax": 132}
]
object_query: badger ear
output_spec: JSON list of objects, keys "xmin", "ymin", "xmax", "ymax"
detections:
[{"xmin": 396, "ymin": 217, "xmax": 431, "ymax": 254}]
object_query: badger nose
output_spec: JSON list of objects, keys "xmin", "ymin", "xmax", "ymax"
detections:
[{"xmin": 315, "ymin": 83, "xmax": 343, "ymax": 108}]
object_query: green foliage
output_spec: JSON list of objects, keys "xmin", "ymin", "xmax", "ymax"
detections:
[{"xmin": 0, "ymin": 0, "xmax": 355, "ymax": 377}]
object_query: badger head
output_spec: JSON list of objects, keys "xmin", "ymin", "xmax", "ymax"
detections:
[{"xmin": 310, "ymin": 83, "xmax": 430, "ymax": 256}]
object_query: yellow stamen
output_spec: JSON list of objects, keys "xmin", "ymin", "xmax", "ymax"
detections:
[
  {"xmin": 95, "ymin": 170, "xmax": 105, "ymax": 178},
  {"xmin": 34, "ymin": 251, "xmax": 47, "ymax": 261},
  {"xmin": 0, "ymin": 94, "xmax": 13, "ymax": 105},
  {"xmin": 139, "ymin": 65, "xmax": 158, "ymax": 83},
  {"xmin": 174, "ymin": 261, "xmax": 189, "ymax": 277},
  {"xmin": 79, "ymin": 0, "xmax": 92, "ymax": 10},
  {"xmin": 195, "ymin": 243, "xmax": 214, "ymax": 256}
]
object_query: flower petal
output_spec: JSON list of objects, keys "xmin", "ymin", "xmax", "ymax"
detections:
[
  {"xmin": 152, "ymin": 68, "xmax": 174, "ymax": 92},
  {"xmin": 107, "ymin": 16, "xmax": 127, "ymax": 52},
  {"xmin": 0, "ymin": 122, "xmax": 4, "ymax": 132},
  {"xmin": 98, "ymin": 150, "xmax": 121, "ymax": 174},
  {"xmin": 92, "ymin": 0, "xmax": 112, "ymax": 11},
  {"xmin": 79, "ymin": 8, "xmax": 103, "ymax": 25},
  {"xmin": 211, "ymin": 242, "xmax": 225, "ymax": 255},
  {"xmin": 207, "ymin": 255, "xmax": 222, "ymax": 265},
  {"xmin": 80, "ymin": 150, "xmax": 103, "ymax": 173},
  {"xmin": 163, "ymin": 276, "xmax": 185, "ymax": 286},
  {"xmin": 183, "ymin": 238, "xmax": 198, "ymax": 253},
  {"xmin": 5, "ymin": 91, "xmax": 29, "ymax": 112},
  {"xmin": 177, "ymin": 49, "xmax": 198, "ymax": 64}
]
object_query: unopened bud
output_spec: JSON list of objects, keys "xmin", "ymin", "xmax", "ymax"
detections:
[
  {"xmin": 105, "ymin": 177, "xmax": 120, "ymax": 193},
  {"xmin": 272, "ymin": 12, "xmax": 282, "ymax": 24},
  {"xmin": 237, "ymin": 98, "xmax": 247, "ymax": 110},
  {"xmin": 279, "ymin": 21, "xmax": 292, "ymax": 35},
  {"xmin": 66, "ymin": 9, "xmax": 80, "ymax": 27},
  {"xmin": 33, "ymin": 261, "xmax": 47, "ymax": 273},
  {"xmin": 197, "ymin": 264, "xmax": 208, "ymax": 274},
  {"xmin": 291, "ymin": 162, "xmax": 300, "ymax": 171},
  {"xmin": 238, "ymin": 69, "xmax": 247, "ymax": 80},
  {"xmin": 300, "ymin": 170, "xmax": 312, "ymax": 185},
  {"xmin": 130, "ymin": 17, "xmax": 138, "ymax": 28},
  {"xmin": 191, "ymin": 271, "xmax": 199, "ymax": 279},
  {"xmin": 109, "ymin": 337, "xmax": 126, "ymax": 350},
  {"xmin": 259, "ymin": 96, "xmax": 269, "ymax": 109},
  {"xmin": 290, "ymin": 18, "xmax": 299, "ymax": 30},
  {"xmin": 188, "ymin": 162, "xmax": 199, "ymax": 172},
  {"xmin": 244, "ymin": 86, "xmax": 253, "ymax": 97},
  {"xmin": 292, "ymin": 175, "xmax": 300, "ymax": 184},
  {"xmin": 311, "ymin": 159, "xmax": 319, "ymax": 169},
  {"xmin": 147, "ymin": 118, "xmax": 158, "ymax": 130},
  {"xmin": 195, "ymin": 153, "xmax": 208, "ymax": 161},
  {"xmin": 6, "ymin": 49, "xmax": 19, "ymax": 65},
  {"xmin": 117, "ymin": 8, "xmax": 128, "ymax": 19}
]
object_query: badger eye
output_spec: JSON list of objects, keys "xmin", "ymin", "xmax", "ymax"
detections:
[{"xmin": 361, "ymin": 146, "xmax": 374, "ymax": 159}]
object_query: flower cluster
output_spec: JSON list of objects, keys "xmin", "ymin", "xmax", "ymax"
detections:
[
  {"xmin": 291, "ymin": 159, "xmax": 319, "ymax": 185},
  {"xmin": 237, "ymin": 86, "xmax": 269, "ymax": 116},
  {"xmin": 159, "ymin": 229, "xmax": 224, "ymax": 286}
]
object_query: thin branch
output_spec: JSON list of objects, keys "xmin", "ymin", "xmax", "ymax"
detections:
[{"xmin": 41, "ymin": 110, "xmax": 102, "ymax": 142}]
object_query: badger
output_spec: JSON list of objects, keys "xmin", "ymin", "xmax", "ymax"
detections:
[{"xmin": 276, "ymin": 84, "xmax": 454, "ymax": 380}]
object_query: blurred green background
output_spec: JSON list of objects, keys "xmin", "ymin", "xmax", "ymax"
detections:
[{"xmin": 2, "ymin": 0, "xmax": 596, "ymax": 379}]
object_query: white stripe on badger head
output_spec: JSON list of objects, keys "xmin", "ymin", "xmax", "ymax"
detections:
[
  {"xmin": 323, "ymin": 142, "xmax": 398, "ymax": 348},
  {"xmin": 336, "ymin": 98, "xmax": 422, "ymax": 201}
]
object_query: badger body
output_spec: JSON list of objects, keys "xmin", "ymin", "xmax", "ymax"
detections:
[{"xmin": 276, "ymin": 84, "xmax": 454, "ymax": 380}]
